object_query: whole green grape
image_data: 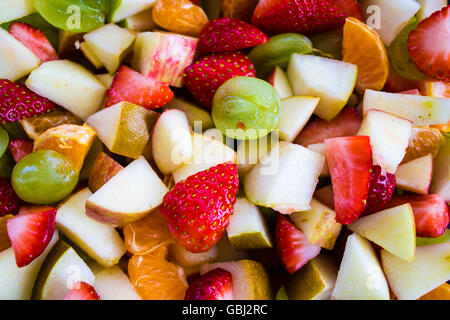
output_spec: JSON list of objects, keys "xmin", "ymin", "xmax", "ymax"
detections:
[
  {"xmin": 212, "ymin": 77, "xmax": 281, "ymax": 140},
  {"xmin": 12, "ymin": 150, "xmax": 79, "ymax": 204}
]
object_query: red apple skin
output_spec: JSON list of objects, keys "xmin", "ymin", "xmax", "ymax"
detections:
[
  {"xmin": 88, "ymin": 152, "xmax": 123, "ymax": 193},
  {"xmin": 85, "ymin": 200, "xmax": 154, "ymax": 226}
]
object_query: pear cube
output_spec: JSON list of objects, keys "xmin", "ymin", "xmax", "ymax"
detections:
[{"xmin": 396, "ymin": 154, "xmax": 433, "ymax": 195}]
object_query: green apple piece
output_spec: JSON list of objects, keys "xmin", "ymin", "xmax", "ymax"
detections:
[
  {"xmin": 431, "ymin": 137, "xmax": 450, "ymax": 202},
  {"xmin": 306, "ymin": 143, "xmax": 329, "ymax": 177},
  {"xmin": 0, "ymin": 0, "xmax": 36, "ymax": 24},
  {"xmin": 227, "ymin": 197, "xmax": 273, "ymax": 250},
  {"xmin": 170, "ymin": 243, "xmax": 219, "ymax": 267},
  {"xmin": 80, "ymin": 42, "xmax": 103, "ymax": 69},
  {"xmin": 396, "ymin": 153, "xmax": 433, "ymax": 195},
  {"xmin": 244, "ymin": 141, "xmax": 324, "ymax": 214},
  {"xmin": 26, "ymin": 60, "xmax": 106, "ymax": 120},
  {"xmin": 0, "ymin": 231, "xmax": 58, "ymax": 300},
  {"xmin": 285, "ymin": 254, "xmax": 338, "ymax": 300},
  {"xmin": 93, "ymin": 265, "xmax": 141, "ymax": 300},
  {"xmin": 357, "ymin": 109, "xmax": 412, "ymax": 174},
  {"xmin": 360, "ymin": 0, "xmax": 420, "ymax": 46},
  {"xmin": 266, "ymin": 66, "xmax": 293, "ymax": 99},
  {"xmin": 119, "ymin": 7, "xmax": 156, "ymax": 31},
  {"xmin": 237, "ymin": 133, "xmax": 278, "ymax": 177},
  {"xmin": 0, "ymin": 28, "xmax": 40, "ymax": 81},
  {"xmin": 83, "ymin": 24, "xmax": 135, "ymax": 74},
  {"xmin": 165, "ymin": 97, "xmax": 214, "ymax": 130},
  {"xmin": 416, "ymin": 229, "xmax": 450, "ymax": 246},
  {"xmin": 287, "ymin": 53, "xmax": 357, "ymax": 121},
  {"xmin": 276, "ymin": 96, "xmax": 319, "ymax": 142},
  {"xmin": 32, "ymin": 240, "xmax": 95, "ymax": 300},
  {"xmin": 362, "ymin": 89, "xmax": 450, "ymax": 126},
  {"xmin": 348, "ymin": 204, "xmax": 416, "ymax": 262},
  {"xmin": 200, "ymin": 260, "xmax": 272, "ymax": 300},
  {"xmin": 381, "ymin": 242, "xmax": 450, "ymax": 300},
  {"xmin": 152, "ymin": 109, "xmax": 193, "ymax": 175},
  {"xmin": 290, "ymin": 198, "xmax": 341, "ymax": 250},
  {"xmin": 416, "ymin": 0, "xmax": 447, "ymax": 21},
  {"xmin": 56, "ymin": 188, "xmax": 126, "ymax": 267},
  {"xmin": 86, "ymin": 101, "xmax": 159, "ymax": 159},
  {"xmin": 132, "ymin": 31, "xmax": 198, "ymax": 87},
  {"xmin": 331, "ymin": 233, "xmax": 390, "ymax": 300},
  {"xmin": 86, "ymin": 157, "xmax": 169, "ymax": 226},
  {"xmin": 95, "ymin": 73, "xmax": 114, "ymax": 89},
  {"xmin": 109, "ymin": 0, "xmax": 156, "ymax": 22}
]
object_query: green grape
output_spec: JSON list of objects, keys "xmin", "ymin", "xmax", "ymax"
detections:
[
  {"xmin": 34, "ymin": 0, "xmax": 109, "ymax": 33},
  {"xmin": 416, "ymin": 229, "xmax": 450, "ymax": 246},
  {"xmin": 248, "ymin": 33, "xmax": 313, "ymax": 78},
  {"xmin": 0, "ymin": 128, "xmax": 9, "ymax": 159},
  {"xmin": 212, "ymin": 77, "xmax": 281, "ymax": 140},
  {"xmin": 12, "ymin": 150, "xmax": 79, "ymax": 204},
  {"xmin": 0, "ymin": 151, "xmax": 14, "ymax": 178},
  {"xmin": 309, "ymin": 29, "xmax": 343, "ymax": 60}
]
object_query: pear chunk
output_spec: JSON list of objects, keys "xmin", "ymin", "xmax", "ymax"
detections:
[
  {"xmin": 396, "ymin": 154, "xmax": 433, "ymax": 195},
  {"xmin": 93, "ymin": 266, "xmax": 142, "ymax": 300},
  {"xmin": 109, "ymin": 0, "xmax": 156, "ymax": 22},
  {"xmin": 0, "ymin": 0, "xmax": 36, "ymax": 24}
]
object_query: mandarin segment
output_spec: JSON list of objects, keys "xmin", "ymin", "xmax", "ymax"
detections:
[
  {"xmin": 221, "ymin": 0, "xmax": 259, "ymax": 21},
  {"xmin": 402, "ymin": 126, "xmax": 445, "ymax": 163},
  {"xmin": 0, "ymin": 214, "xmax": 12, "ymax": 252}
]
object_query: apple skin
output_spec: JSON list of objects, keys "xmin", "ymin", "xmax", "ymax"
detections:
[
  {"xmin": 85, "ymin": 200, "xmax": 153, "ymax": 226},
  {"xmin": 266, "ymin": 66, "xmax": 293, "ymax": 99},
  {"xmin": 88, "ymin": 152, "xmax": 124, "ymax": 193}
]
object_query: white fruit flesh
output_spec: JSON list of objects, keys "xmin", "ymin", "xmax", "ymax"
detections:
[
  {"xmin": 0, "ymin": 0, "xmax": 36, "ymax": 24},
  {"xmin": 95, "ymin": 73, "xmax": 114, "ymax": 88},
  {"xmin": 165, "ymin": 98, "xmax": 214, "ymax": 130},
  {"xmin": 237, "ymin": 134, "xmax": 278, "ymax": 176},
  {"xmin": 109, "ymin": 0, "xmax": 156, "ymax": 22},
  {"xmin": 396, "ymin": 154, "xmax": 433, "ymax": 195},
  {"xmin": 80, "ymin": 42, "xmax": 103, "ymax": 69},
  {"xmin": 121, "ymin": 7, "xmax": 157, "ymax": 31},
  {"xmin": 416, "ymin": 0, "xmax": 447, "ymax": 21},
  {"xmin": 306, "ymin": 143, "xmax": 329, "ymax": 177},
  {"xmin": 93, "ymin": 266, "xmax": 142, "ymax": 300},
  {"xmin": 267, "ymin": 66, "xmax": 293, "ymax": 99},
  {"xmin": 431, "ymin": 138, "xmax": 450, "ymax": 202},
  {"xmin": 169, "ymin": 243, "xmax": 219, "ymax": 267}
]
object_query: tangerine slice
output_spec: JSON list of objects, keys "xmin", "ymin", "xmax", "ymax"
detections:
[
  {"xmin": 419, "ymin": 283, "xmax": 450, "ymax": 300},
  {"xmin": 0, "ymin": 214, "xmax": 12, "ymax": 252},
  {"xmin": 342, "ymin": 17, "xmax": 389, "ymax": 93},
  {"xmin": 221, "ymin": 0, "xmax": 259, "ymax": 21},
  {"xmin": 402, "ymin": 126, "xmax": 445, "ymax": 163}
]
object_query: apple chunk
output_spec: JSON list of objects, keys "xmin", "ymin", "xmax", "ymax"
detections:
[
  {"xmin": 109, "ymin": 0, "xmax": 156, "ymax": 22},
  {"xmin": 165, "ymin": 98, "xmax": 214, "ymax": 130},
  {"xmin": 306, "ymin": 143, "xmax": 329, "ymax": 177},
  {"xmin": 93, "ymin": 265, "xmax": 142, "ymax": 300},
  {"xmin": 0, "ymin": 0, "xmax": 36, "ymax": 24},
  {"xmin": 266, "ymin": 66, "xmax": 293, "ymax": 99},
  {"xmin": 396, "ymin": 154, "xmax": 433, "ymax": 195},
  {"xmin": 88, "ymin": 152, "xmax": 124, "ymax": 192},
  {"xmin": 431, "ymin": 138, "xmax": 450, "ymax": 202}
]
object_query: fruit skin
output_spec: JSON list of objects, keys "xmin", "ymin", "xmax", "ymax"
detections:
[
  {"xmin": 161, "ymin": 162, "xmax": 239, "ymax": 253},
  {"xmin": 184, "ymin": 267, "xmax": 234, "ymax": 300},
  {"xmin": 64, "ymin": 281, "xmax": 100, "ymax": 300},
  {"xmin": 363, "ymin": 165, "xmax": 396, "ymax": 215},
  {"xmin": 407, "ymin": 6, "xmax": 450, "ymax": 81},
  {"xmin": 88, "ymin": 152, "xmax": 123, "ymax": 193},
  {"xmin": 221, "ymin": 0, "xmax": 259, "ymax": 21},
  {"xmin": 6, "ymin": 205, "xmax": 56, "ymax": 267},
  {"xmin": 0, "ymin": 177, "xmax": 20, "ymax": 217},
  {"xmin": 198, "ymin": 17, "xmax": 268, "ymax": 54},
  {"xmin": 8, "ymin": 139, "xmax": 33, "ymax": 163},
  {"xmin": 183, "ymin": 52, "xmax": 256, "ymax": 109},
  {"xmin": 331, "ymin": 0, "xmax": 363, "ymax": 21}
]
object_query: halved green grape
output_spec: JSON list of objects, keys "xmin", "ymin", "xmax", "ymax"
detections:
[
  {"xmin": 212, "ymin": 76, "xmax": 281, "ymax": 140},
  {"xmin": 0, "ymin": 151, "xmax": 14, "ymax": 178},
  {"xmin": 34, "ymin": 0, "xmax": 109, "ymax": 33},
  {"xmin": 416, "ymin": 229, "xmax": 450, "ymax": 246},
  {"xmin": 0, "ymin": 127, "xmax": 9, "ymax": 159},
  {"xmin": 248, "ymin": 33, "xmax": 313, "ymax": 78},
  {"xmin": 309, "ymin": 29, "xmax": 343, "ymax": 60},
  {"xmin": 12, "ymin": 150, "xmax": 79, "ymax": 204}
]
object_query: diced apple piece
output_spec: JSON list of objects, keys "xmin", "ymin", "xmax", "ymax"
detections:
[
  {"xmin": 306, "ymin": 143, "xmax": 329, "ymax": 176},
  {"xmin": 362, "ymin": 89, "xmax": 450, "ymax": 126},
  {"xmin": 381, "ymin": 242, "xmax": 450, "ymax": 300},
  {"xmin": 109, "ymin": 0, "xmax": 155, "ymax": 22},
  {"xmin": 416, "ymin": 0, "xmax": 447, "ymax": 21},
  {"xmin": 237, "ymin": 133, "xmax": 278, "ymax": 176},
  {"xmin": 287, "ymin": 54, "xmax": 357, "ymax": 121},
  {"xmin": 266, "ymin": 66, "xmax": 293, "ymax": 99},
  {"xmin": 80, "ymin": 42, "xmax": 103, "ymax": 69},
  {"xmin": 0, "ymin": 0, "xmax": 36, "ymax": 24},
  {"xmin": 96, "ymin": 73, "xmax": 114, "ymax": 89},
  {"xmin": 276, "ymin": 96, "xmax": 319, "ymax": 142},
  {"xmin": 290, "ymin": 199, "xmax": 341, "ymax": 250},
  {"xmin": 331, "ymin": 233, "xmax": 390, "ymax": 300},
  {"xmin": 169, "ymin": 243, "xmax": 219, "ymax": 267},
  {"xmin": 357, "ymin": 109, "xmax": 412, "ymax": 173},
  {"xmin": 165, "ymin": 97, "xmax": 214, "ymax": 130},
  {"xmin": 88, "ymin": 152, "xmax": 124, "ymax": 193},
  {"xmin": 244, "ymin": 141, "xmax": 324, "ymax": 214},
  {"xmin": 120, "ymin": 7, "xmax": 157, "ymax": 31},
  {"xmin": 396, "ymin": 154, "xmax": 433, "ymax": 195},
  {"xmin": 132, "ymin": 31, "xmax": 198, "ymax": 87},
  {"xmin": 93, "ymin": 265, "xmax": 142, "ymax": 300},
  {"xmin": 431, "ymin": 138, "xmax": 450, "ymax": 202},
  {"xmin": 26, "ymin": 60, "xmax": 106, "ymax": 120}
]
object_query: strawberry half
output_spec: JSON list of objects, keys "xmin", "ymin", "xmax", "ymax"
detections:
[
  {"xmin": 407, "ymin": 6, "xmax": 450, "ymax": 81},
  {"xmin": 0, "ymin": 177, "xmax": 21, "ymax": 217},
  {"xmin": 161, "ymin": 162, "xmax": 239, "ymax": 253},
  {"xmin": 8, "ymin": 139, "xmax": 33, "ymax": 162},
  {"xmin": 0, "ymin": 79, "xmax": 56, "ymax": 124},
  {"xmin": 251, "ymin": 0, "xmax": 347, "ymax": 35},
  {"xmin": 7, "ymin": 206, "xmax": 56, "ymax": 267},
  {"xmin": 198, "ymin": 17, "xmax": 269, "ymax": 54},
  {"xmin": 331, "ymin": 0, "xmax": 364, "ymax": 21},
  {"xmin": 184, "ymin": 268, "xmax": 234, "ymax": 300},
  {"xmin": 362, "ymin": 165, "xmax": 396, "ymax": 215},
  {"xmin": 325, "ymin": 136, "xmax": 373, "ymax": 224},
  {"xmin": 105, "ymin": 65, "xmax": 174, "ymax": 109},
  {"xmin": 9, "ymin": 22, "xmax": 58, "ymax": 62},
  {"xmin": 64, "ymin": 281, "xmax": 100, "ymax": 300},
  {"xmin": 275, "ymin": 215, "xmax": 321, "ymax": 274},
  {"xmin": 183, "ymin": 52, "xmax": 256, "ymax": 109}
]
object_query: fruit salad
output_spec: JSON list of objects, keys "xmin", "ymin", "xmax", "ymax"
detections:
[{"xmin": 0, "ymin": 0, "xmax": 448, "ymax": 301}]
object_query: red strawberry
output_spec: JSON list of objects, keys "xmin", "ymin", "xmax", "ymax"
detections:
[
  {"xmin": 331, "ymin": 0, "xmax": 364, "ymax": 21},
  {"xmin": 387, "ymin": 194, "xmax": 449, "ymax": 238},
  {"xmin": 8, "ymin": 139, "xmax": 33, "ymax": 162},
  {"xmin": 407, "ymin": 6, "xmax": 450, "ymax": 81},
  {"xmin": 183, "ymin": 52, "xmax": 256, "ymax": 108},
  {"xmin": 6, "ymin": 206, "xmax": 56, "ymax": 267},
  {"xmin": 0, "ymin": 79, "xmax": 56, "ymax": 124},
  {"xmin": 105, "ymin": 65, "xmax": 174, "ymax": 109},
  {"xmin": 363, "ymin": 165, "xmax": 396, "ymax": 215},
  {"xmin": 251, "ymin": 0, "xmax": 347, "ymax": 35},
  {"xmin": 0, "ymin": 177, "xmax": 21, "ymax": 217},
  {"xmin": 9, "ymin": 22, "xmax": 58, "ymax": 62},
  {"xmin": 184, "ymin": 268, "xmax": 234, "ymax": 300},
  {"xmin": 275, "ymin": 215, "xmax": 321, "ymax": 274},
  {"xmin": 64, "ymin": 281, "xmax": 100, "ymax": 300},
  {"xmin": 325, "ymin": 136, "xmax": 373, "ymax": 224},
  {"xmin": 161, "ymin": 162, "xmax": 239, "ymax": 252},
  {"xmin": 198, "ymin": 17, "xmax": 269, "ymax": 54},
  {"xmin": 294, "ymin": 107, "xmax": 361, "ymax": 146}
]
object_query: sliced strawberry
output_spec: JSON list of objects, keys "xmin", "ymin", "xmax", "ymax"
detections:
[
  {"xmin": 198, "ymin": 17, "xmax": 268, "ymax": 54},
  {"xmin": 363, "ymin": 165, "xmax": 396, "ymax": 215},
  {"xmin": 161, "ymin": 162, "xmax": 239, "ymax": 252},
  {"xmin": 251, "ymin": 0, "xmax": 347, "ymax": 35},
  {"xmin": 407, "ymin": 6, "xmax": 450, "ymax": 81},
  {"xmin": 275, "ymin": 215, "xmax": 321, "ymax": 274},
  {"xmin": 8, "ymin": 139, "xmax": 33, "ymax": 162},
  {"xmin": 183, "ymin": 52, "xmax": 256, "ymax": 109},
  {"xmin": 6, "ymin": 206, "xmax": 56, "ymax": 267},
  {"xmin": 9, "ymin": 22, "xmax": 58, "ymax": 62},
  {"xmin": 64, "ymin": 281, "xmax": 100, "ymax": 300},
  {"xmin": 184, "ymin": 268, "xmax": 234, "ymax": 300},
  {"xmin": 0, "ymin": 177, "xmax": 21, "ymax": 217},
  {"xmin": 105, "ymin": 65, "xmax": 174, "ymax": 109},
  {"xmin": 294, "ymin": 107, "xmax": 361, "ymax": 146},
  {"xmin": 387, "ymin": 194, "xmax": 449, "ymax": 238},
  {"xmin": 331, "ymin": 0, "xmax": 364, "ymax": 21},
  {"xmin": 0, "ymin": 79, "xmax": 56, "ymax": 124},
  {"xmin": 325, "ymin": 136, "xmax": 373, "ymax": 224}
]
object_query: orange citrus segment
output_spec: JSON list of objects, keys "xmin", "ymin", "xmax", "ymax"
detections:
[
  {"xmin": 342, "ymin": 17, "xmax": 389, "ymax": 93},
  {"xmin": 0, "ymin": 214, "xmax": 12, "ymax": 252},
  {"xmin": 419, "ymin": 283, "xmax": 450, "ymax": 300},
  {"xmin": 221, "ymin": 0, "xmax": 259, "ymax": 21},
  {"xmin": 402, "ymin": 126, "xmax": 445, "ymax": 163}
]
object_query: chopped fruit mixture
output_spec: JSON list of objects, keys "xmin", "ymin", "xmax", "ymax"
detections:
[{"xmin": 0, "ymin": 0, "xmax": 448, "ymax": 302}]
